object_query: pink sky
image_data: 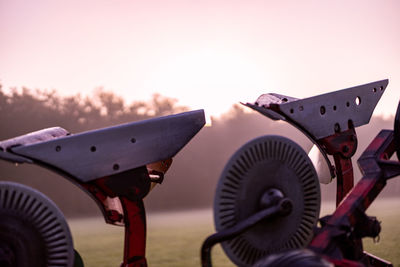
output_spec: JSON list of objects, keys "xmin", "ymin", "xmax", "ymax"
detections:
[{"xmin": 1, "ymin": 0, "xmax": 399, "ymax": 117}]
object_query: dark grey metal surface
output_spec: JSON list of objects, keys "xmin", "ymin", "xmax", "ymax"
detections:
[
  {"xmin": 243, "ymin": 80, "xmax": 388, "ymax": 181},
  {"xmin": 275, "ymin": 80, "xmax": 388, "ymax": 139},
  {"xmin": 214, "ymin": 135, "xmax": 321, "ymax": 267},
  {"xmin": 245, "ymin": 80, "xmax": 388, "ymax": 140},
  {"xmin": 10, "ymin": 110, "xmax": 205, "ymax": 182},
  {"xmin": 0, "ymin": 127, "xmax": 69, "ymax": 164},
  {"xmin": 0, "ymin": 127, "xmax": 69, "ymax": 150},
  {"xmin": 244, "ymin": 101, "xmax": 337, "ymax": 180}
]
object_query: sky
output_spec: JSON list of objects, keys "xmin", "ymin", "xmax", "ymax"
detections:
[{"xmin": 1, "ymin": 0, "xmax": 399, "ymax": 117}]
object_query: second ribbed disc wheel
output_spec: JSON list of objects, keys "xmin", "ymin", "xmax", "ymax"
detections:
[
  {"xmin": 214, "ymin": 135, "xmax": 321, "ymax": 267},
  {"xmin": 0, "ymin": 182, "xmax": 74, "ymax": 267}
]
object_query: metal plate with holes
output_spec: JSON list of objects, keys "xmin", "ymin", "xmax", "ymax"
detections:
[
  {"xmin": 0, "ymin": 127, "xmax": 69, "ymax": 164},
  {"xmin": 214, "ymin": 135, "xmax": 321, "ymax": 267},
  {"xmin": 0, "ymin": 127, "xmax": 69, "ymax": 151},
  {"xmin": 11, "ymin": 110, "xmax": 205, "ymax": 182},
  {"xmin": 0, "ymin": 181, "xmax": 74, "ymax": 267},
  {"xmin": 277, "ymin": 80, "xmax": 388, "ymax": 139}
]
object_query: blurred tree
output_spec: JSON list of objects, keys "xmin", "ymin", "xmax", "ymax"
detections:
[
  {"xmin": 0, "ymin": 85, "xmax": 189, "ymax": 216},
  {"xmin": 0, "ymin": 84, "xmax": 398, "ymax": 217}
]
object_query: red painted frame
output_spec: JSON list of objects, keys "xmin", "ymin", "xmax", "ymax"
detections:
[
  {"xmin": 309, "ymin": 130, "xmax": 400, "ymax": 266},
  {"xmin": 78, "ymin": 177, "xmax": 149, "ymax": 267}
]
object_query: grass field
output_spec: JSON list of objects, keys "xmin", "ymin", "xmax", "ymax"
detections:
[{"xmin": 69, "ymin": 198, "xmax": 400, "ymax": 267}]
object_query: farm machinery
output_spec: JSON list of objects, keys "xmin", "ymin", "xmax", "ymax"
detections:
[
  {"xmin": 202, "ymin": 79, "xmax": 400, "ymax": 266},
  {"xmin": 0, "ymin": 110, "xmax": 206, "ymax": 266},
  {"xmin": 0, "ymin": 79, "xmax": 399, "ymax": 267}
]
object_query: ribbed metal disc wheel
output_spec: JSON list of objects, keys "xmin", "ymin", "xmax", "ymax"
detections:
[
  {"xmin": 214, "ymin": 135, "xmax": 321, "ymax": 267},
  {"xmin": 0, "ymin": 181, "xmax": 74, "ymax": 267}
]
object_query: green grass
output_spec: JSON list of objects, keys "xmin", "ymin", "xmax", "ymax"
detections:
[
  {"xmin": 69, "ymin": 210, "xmax": 233, "ymax": 267},
  {"xmin": 362, "ymin": 199, "xmax": 400, "ymax": 266},
  {"xmin": 69, "ymin": 199, "xmax": 400, "ymax": 267}
]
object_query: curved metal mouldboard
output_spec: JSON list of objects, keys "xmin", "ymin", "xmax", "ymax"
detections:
[
  {"xmin": 10, "ymin": 110, "xmax": 206, "ymax": 182},
  {"xmin": 243, "ymin": 79, "xmax": 389, "ymax": 180},
  {"xmin": 275, "ymin": 79, "xmax": 388, "ymax": 140},
  {"xmin": 0, "ymin": 127, "xmax": 69, "ymax": 164}
]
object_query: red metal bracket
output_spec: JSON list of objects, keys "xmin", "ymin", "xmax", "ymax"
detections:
[
  {"xmin": 120, "ymin": 197, "xmax": 147, "ymax": 267},
  {"xmin": 318, "ymin": 127, "xmax": 357, "ymax": 205},
  {"xmin": 309, "ymin": 130, "xmax": 399, "ymax": 266}
]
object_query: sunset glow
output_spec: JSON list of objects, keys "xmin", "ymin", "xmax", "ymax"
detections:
[{"xmin": 1, "ymin": 0, "xmax": 399, "ymax": 117}]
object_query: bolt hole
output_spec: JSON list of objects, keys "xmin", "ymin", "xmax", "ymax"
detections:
[
  {"xmin": 90, "ymin": 146, "xmax": 97, "ymax": 152},
  {"xmin": 290, "ymin": 108, "xmax": 294, "ymax": 114},
  {"xmin": 320, "ymin": 106, "xmax": 326, "ymax": 115},
  {"xmin": 380, "ymin": 86, "xmax": 384, "ymax": 91},
  {"xmin": 348, "ymin": 119, "xmax": 354, "ymax": 129},
  {"xmin": 55, "ymin": 146, "xmax": 61, "ymax": 152},
  {"xmin": 131, "ymin": 138, "xmax": 136, "ymax": 143},
  {"xmin": 282, "ymin": 98, "xmax": 288, "ymax": 102},
  {"xmin": 355, "ymin": 96, "xmax": 361, "ymax": 106},
  {"xmin": 333, "ymin": 105, "xmax": 337, "ymax": 111},
  {"xmin": 334, "ymin": 123, "xmax": 341, "ymax": 133},
  {"xmin": 113, "ymin": 164, "xmax": 120, "ymax": 171},
  {"xmin": 373, "ymin": 88, "xmax": 377, "ymax": 93},
  {"xmin": 346, "ymin": 101, "xmax": 350, "ymax": 107}
]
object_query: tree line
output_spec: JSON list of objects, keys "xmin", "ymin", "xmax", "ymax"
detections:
[{"xmin": 0, "ymin": 85, "xmax": 398, "ymax": 217}]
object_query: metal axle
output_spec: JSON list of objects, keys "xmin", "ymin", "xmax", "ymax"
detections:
[{"xmin": 201, "ymin": 189, "xmax": 293, "ymax": 267}]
